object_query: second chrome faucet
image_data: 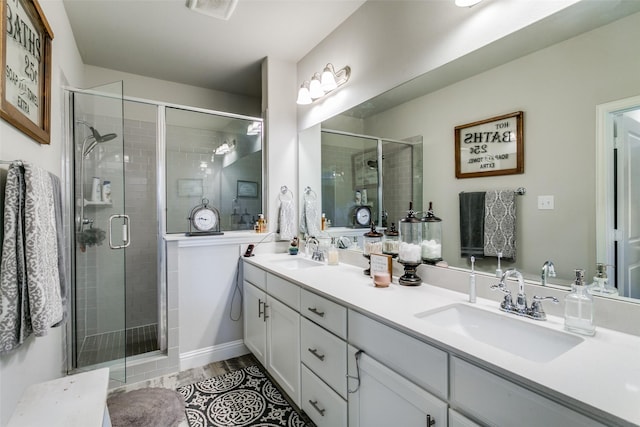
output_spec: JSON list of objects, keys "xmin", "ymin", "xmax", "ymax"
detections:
[{"xmin": 491, "ymin": 268, "xmax": 558, "ymax": 321}]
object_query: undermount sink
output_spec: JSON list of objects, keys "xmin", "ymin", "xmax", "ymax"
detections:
[
  {"xmin": 271, "ymin": 258, "xmax": 324, "ymax": 270},
  {"xmin": 415, "ymin": 304, "xmax": 584, "ymax": 363}
]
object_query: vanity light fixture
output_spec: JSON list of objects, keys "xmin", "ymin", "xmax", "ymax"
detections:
[
  {"xmin": 455, "ymin": 0, "xmax": 483, "ymax": 7},
  {"xmin": 297, "ymin": 63, "xmax": 351, "ymax": 105},
  {"xmin": 214, "ymin": 139, "xmax": 236, "ymax": 155},
  {"xmin": 185, "ymin": 0, "xmax": 238, "ymax": 20},
  {"xmin": 247, "ymin": 121, "xmax": 261, "ymax": 135}
]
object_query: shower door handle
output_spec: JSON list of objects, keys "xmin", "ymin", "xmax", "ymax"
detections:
[{"xmin": 109, "ymin": 214, "xmax": 131, "ymax": 249}]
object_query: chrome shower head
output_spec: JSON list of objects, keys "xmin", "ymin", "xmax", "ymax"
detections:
[{"xmin": 76, "ymin": 120, "xmax": 117, "ymax": 157}]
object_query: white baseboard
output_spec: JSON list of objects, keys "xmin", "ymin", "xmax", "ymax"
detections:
[{"xmin": 179, "ymin": 340, "xmax": 249, "ymax": 371}]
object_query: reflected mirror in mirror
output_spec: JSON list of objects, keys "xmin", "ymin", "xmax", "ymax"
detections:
[
  {"xmin": 319, "ymin": 129, "xmax": 422, "ymax": 235},
  {"xmin": 298, "ymin": 5, "xmax": 640, "ymax": 301},
  {"xmin": 165, "ymin": 107, "xmax": 263, "ymax": 233}
]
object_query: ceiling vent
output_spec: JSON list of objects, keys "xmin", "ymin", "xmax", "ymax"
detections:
[{"xmin": 185, "ymin": 0, "xmax": 238, "ymax": 20}]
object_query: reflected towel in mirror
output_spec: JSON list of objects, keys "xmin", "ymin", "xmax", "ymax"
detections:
[
  {"xmin": 459, "ymin": 192, "xmax": 485, "ymax": 258},
  {"xmin": 484, "ymin": 190, "xmax": 516, "ymax": 260}
]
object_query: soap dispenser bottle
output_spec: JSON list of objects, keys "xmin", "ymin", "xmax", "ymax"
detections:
[{"xmin": 564, "ymin": 269, "xmax": 595, "ymax": 336}]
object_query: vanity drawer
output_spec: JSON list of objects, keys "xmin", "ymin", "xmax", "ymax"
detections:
[
  {"xmin": 266, "ymin": 273, "xmax": 300, "ymax": 311},
  {"xmin": 348, "ymin": 310, "xmax": 448, "ymax": 400},
  {"xmin": 243, "ymin": 262, "xmax": 266, "ymax": 290},
  {"xmin": 450, "ymin": 357, "xmax": 605, "ymax": 427},
  {"xmin": 300, "ymin": 318, "xmax": 347, "ymax": 399},
  {"xmin": 301, "ymin": 364, "xmax": 347, "ymax": 427},
  {"xmin": 449, "ymin": 409, "xmax": 481, "ymax": 427},
  {"xmin": 301, "ymin": 289, "xmax": 347, "ymax": 339}
]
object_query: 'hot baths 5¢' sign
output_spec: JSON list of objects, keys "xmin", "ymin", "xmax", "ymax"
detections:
[{"xmin": 454, "ymin": 111, "xmax": 524, "ymax": 179}]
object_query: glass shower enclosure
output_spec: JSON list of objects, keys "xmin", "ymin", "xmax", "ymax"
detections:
[{"xmin": 69, "ymin": 82, "xmax": 161, "ymax": 382}]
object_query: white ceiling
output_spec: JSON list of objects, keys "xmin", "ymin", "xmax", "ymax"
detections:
[{"xmin": 62, "ymin": 0, "xmax": 366, "ymax": 98}]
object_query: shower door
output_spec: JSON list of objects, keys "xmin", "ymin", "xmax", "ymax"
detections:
[{"xmin": 72, "ymin": 82, "xmax": 127, "ymax": 381}]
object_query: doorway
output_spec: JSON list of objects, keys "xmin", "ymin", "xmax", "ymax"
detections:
[{"xmin": 596, "ymin": 95, "xmax": 640, "ymax": 299}]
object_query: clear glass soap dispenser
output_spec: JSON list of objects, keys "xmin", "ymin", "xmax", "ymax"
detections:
[{"xmin": 564, "ymin": 269, "xmax": 595, "ymax": 336}]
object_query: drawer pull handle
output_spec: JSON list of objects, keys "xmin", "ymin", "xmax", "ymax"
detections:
[
  {"xmin": 308, "ymin": 348, "xmax": 325, "ymax": 361},
  {"xmin": 309, "ymin": 399, "xmax": 326, "ymax": 416},
  {"xmin": 307, "ymin": 307, "xmax": 325, "ymax": 317}
]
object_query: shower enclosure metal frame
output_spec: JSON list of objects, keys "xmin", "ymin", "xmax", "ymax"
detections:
[
  {"xmin": 65, "ymin": 85, "xmax": 264, "ymax": 382},
  {"xmin": 64, "ymin": 85, "xmax": 167, "ymax": 380}
]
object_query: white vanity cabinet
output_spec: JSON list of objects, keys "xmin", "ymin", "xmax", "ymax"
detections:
[
  {"xmin": 347, "ymin": 311, "xmax": 449, "ymax": 427},
  {"xmin": 243, "ymin": 258, "xmax": 617, "ymax": 427},
  {"xmin": 299, "ymin": 289, "xmax": 348, "ymax": 427},
  {"xmin": 242, "ymin": 263, "xmax": 301, "ymax": 407},
  {"xmin": 348, "ymin": 346, "xmax": 447, "ymax": 427}
]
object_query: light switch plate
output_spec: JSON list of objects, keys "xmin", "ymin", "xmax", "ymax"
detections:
[{"xmin": 538, "ymin": 195, "xmax": 554, "ymax": 210}]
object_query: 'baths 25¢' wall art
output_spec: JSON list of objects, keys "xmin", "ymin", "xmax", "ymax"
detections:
[
  {"xmin": 454, "ymin": 111, "xmax": 524, "ymax": 179},
  {"xmin": 1, "ymin": 0, "xmax": 54, "ymax": 145}
]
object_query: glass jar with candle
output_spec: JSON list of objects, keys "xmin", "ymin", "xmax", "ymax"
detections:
[
  {"xmin": 363, "ymin": 222, "xmax": 383, "ymax": 256},
  {"xmin": 421, "ymin": 201, "xmax": 442, "ymax": 264},
  {"xmin": 383, "ymin": 223, "xmax": 399, "ymax": 258}
]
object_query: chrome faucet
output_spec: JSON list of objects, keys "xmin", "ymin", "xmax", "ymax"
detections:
[
  {"xmin": 491, "ymin": 268, "xmax": 559, "ymax": 320},
  {"xmin": 306, "ymin": 236, "xmax": 324, "ymax": 261},
  {"xmin": 541, "ymin": 260, "xmax": 556, "ymax": 286}
]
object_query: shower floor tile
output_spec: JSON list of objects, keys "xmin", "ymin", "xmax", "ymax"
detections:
[{"xmin": 78, "ymin": 324, "xmax": 159, "ymax": 367}]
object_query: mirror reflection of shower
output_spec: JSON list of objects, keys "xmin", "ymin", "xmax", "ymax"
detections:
[{"xmin": 76, "ymin": 120, "xmax": 118, "ymax": 232}]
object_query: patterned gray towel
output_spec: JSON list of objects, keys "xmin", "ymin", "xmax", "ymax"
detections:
[
  {"xmin": 0, "ymin": 162, "xmax": 63, "ymax": 353},
  {"xmin": 483, "ymin": 190, "xmax": 516, "ymax": 260}
]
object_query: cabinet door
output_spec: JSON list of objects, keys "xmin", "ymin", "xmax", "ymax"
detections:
[
  {"xmin": 349, "ymin": 351, "xmax": 447, "ymax": 427},
  {"xmin": 266, "ymin": 296, "xmax": 301, "ymax": 407},
  {"xmin": 243, "ymin": 281, "xmax": 266, "ymax": 365}
]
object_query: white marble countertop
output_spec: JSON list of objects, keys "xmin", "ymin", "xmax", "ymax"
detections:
[{"xmin": 245, "ymin": 253, "xmax": 640, "ymax": 427}]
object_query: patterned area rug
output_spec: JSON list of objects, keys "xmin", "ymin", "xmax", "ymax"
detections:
[{"xmin": 177, "ymin": 364, "xmax": 312, "ymax": 427}]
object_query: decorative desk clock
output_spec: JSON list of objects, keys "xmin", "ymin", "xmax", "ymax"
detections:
[
  {"xmin": 186, "ymin": 198, "xmax": 224, "ymax": 236},
  {"xmin": 354, "ymin": 205, "xmax": 372, "ymax": 228}
]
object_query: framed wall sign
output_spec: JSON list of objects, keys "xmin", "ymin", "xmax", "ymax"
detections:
[
  {"xmin": 237, "ymin": 180, "xmax": 258, "ymax": 198},
  {"xmin": 1, "ymin": 0, "xmax": 54, "ymax": 145},
  {"xmin": 455, "ymin": 111, "xmax": 524, "ymax": 179}
]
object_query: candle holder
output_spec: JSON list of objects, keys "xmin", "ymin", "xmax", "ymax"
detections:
[
  {"xmin": 398, "ymin": 260, "xmax": 422, "ymax": 286},
  {"xmin": 398, "ymin": 202, "xmax": 423, "ymax": 286},
  {"xmin": 421, "ymin": 201, "xmax": 442, "ymax": 265}
]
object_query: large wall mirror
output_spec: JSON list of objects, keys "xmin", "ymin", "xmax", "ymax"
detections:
[{"xmin": 298, "ymin": 6, "xmax": 640, "ymax": 302}]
